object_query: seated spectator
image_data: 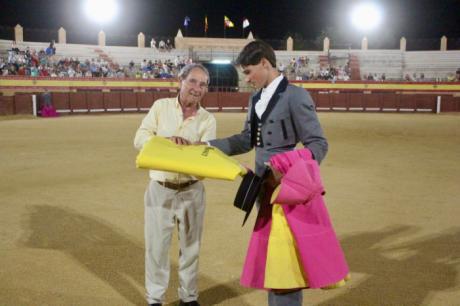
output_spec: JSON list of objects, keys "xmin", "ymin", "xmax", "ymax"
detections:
[
  {"xmin": 0, "ymin": 58, "xmax": 5, "ymax": 75},
  {"xmin": 68, "ymin": 66, "xmax": 76, "ymax": 78},
  {"xmin": 39, "ymin": 66, "xmax": 49, "ymax": 77},
  {"xmin": 158, "ymin": 40, "xmax": 166, "ymax": 51},
  {"xmin": 30, "ymin": 65, "xmax": 39, "ymax": 77},
  {"xmin": 278, "ymin": 62, "xmax": 285, "ymax": 74},
  {"xmin": 11, "ymin": 41, "xmax": 20, "ymax": 53},
  {"xmin": 166, "ymin": 39, "xmax": 173, "ymax": 51},
  {"xmin": 17, "ymin": 65, "xmax": 26, "ymax": 76},
  {"xmin": 404, "ymin": 73, "xmax": 413, "ymax": 81}
]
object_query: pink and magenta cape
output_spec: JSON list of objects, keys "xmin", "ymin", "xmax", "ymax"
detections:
[{"xmin": 240, "ymin": 149, "xmax": 349, "ymax": 289}]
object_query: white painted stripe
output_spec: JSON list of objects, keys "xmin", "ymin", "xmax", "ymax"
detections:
[
  {"xmin": 436, "ymin": 96, "xmax": 441, "ymax": 114},
  {"xmin": 222, "ymin": 107, "xmax": 244, "ymax": 110},
  {"xmin": 205, "ymin": 107, "xmax": 219, "ymax": 110},
  {"xmin": 349, "ymin": 107, "xmax": 364, "ymax": 111},
  {"xmin": 107, "ymin": 108, "xmax": 122, "ymax": 112},
  {"xmin": 316, "ymin": 107, "xmax": 331, "ymax": 110},
  {"xmin": 72, "ymin": 109, "xmax": 89, "ymax": 113},
  {"xmin": 57, "ymin": 109, "xmax": 71, "ymax": 113},
  {"xmin": 90, "ymin": 109, "xmax": 105, "ymax": 112},
  {"xmin": 399, "ymin": 108, "xmax": 415, "ymax": 112},
  {"xmin": 332, "ymin": 107, "xmax": 347, "ymax": 111},
  {"xmin": 416, "ymin": 109, "xmax": 433, "ymax": 112},
  {"xmin": 365, "ymin": 107, "xmax": 381, "ymax": 111},
  {"xmin": 382, "ymin": 108, "xmax": 397, "ymax": 111},
  {"xmin": 32, "ymin": 95, "xmax": 37, "ymax": 116},
  {"xmin": 123, "ymin": 108, "xmax": 138, "ymax": 111},
  {"xmin": 139, "ymin": 108, "xmax": 150, "ymax": 111}
]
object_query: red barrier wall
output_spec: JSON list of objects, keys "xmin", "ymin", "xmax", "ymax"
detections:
[
  {"xmin": 87, "ymin": 92, "xmax": 104, "ymax": 111},
  {"xmin": 104, "ymin": 92, "xmax": 121, "ymax": 111},
  {"xmin": 120, "ymin": 92, "xmax": 137, "ymax": 110},
  {"xmin": 69, "ymin": 92, "xmax": 88, "ymax": 112},
  {"xmin": 441, "ymin": 96, "xmax": 460, "ymax": 112},
  {"xmin": 52, "ymin": 93, "xmax": 70, "ymax": 111},
  {"xmin": 219, "ymin": 92, "xmax": 251, "ymax": 109},
  {"xmin": 137, "ymin": 92, "xmax": 154, "ymax": 109},
  {"xmin": 348, "ymin": 93, "xmax": 364, "ymax": 109},
  {"xmin": 0, "ymin": 96, "xmax": 14, "ymax": 115},
  {"xmin": 202, "ymin": 92, "xmax": 220, "ymax": 109},
  {"xmin": 2, "ymin": 90, "xmax": 459, "ymax": 115},
  {"xmin": 14, "ymin": 94, "xmax": 33, "ymax": 114}
]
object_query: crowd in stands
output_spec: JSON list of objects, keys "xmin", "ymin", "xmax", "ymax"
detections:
[
  {"xmin": 0, "ymin": 42, "xmax": 190, "ymax": 79},
  {"xmin": 280, "ymin": 56, "xmax": 352, "ymax": 81},
  {"xmin": 1, "ymin": 42, "xmax": 459, "ymax": 82},
  {"xmin": 279, "ymin": 55, "xmax": 460, "ymax": 82},
  {"xmin": 150, "ymin": 38, "xmax": 174, "ymax": 51}
]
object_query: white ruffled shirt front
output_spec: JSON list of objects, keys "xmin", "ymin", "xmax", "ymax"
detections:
[{"xmin": 255, "ymin": 74, "xmax": 284, "ymax": 119}]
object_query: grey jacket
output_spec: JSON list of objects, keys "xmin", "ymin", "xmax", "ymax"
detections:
[{"xmin": 210, "ymin": 77, "xmax": 328, "ymax": 176}]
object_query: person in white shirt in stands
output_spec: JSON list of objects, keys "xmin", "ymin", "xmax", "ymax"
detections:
[
  {"xmin": 134, "ymin": 63, "xmax": 216, "ymax": 306},
  {"xmin": 150, "ymin": 38, "xmax": 157, "ymax": 49},
  {"xmin": 158, "ymin": 40, "xmax": 166, "ymax": 51}
]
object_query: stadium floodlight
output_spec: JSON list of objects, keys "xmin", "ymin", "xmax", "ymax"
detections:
[
  {"xmin": 84, "ymin": 0, "xmax": 119, "ymax": 24},
  {"xmin": 211, "ymin": 59, "xmax": 232, "ymax": 64},
  {"xmin": 350, "ymin": 2, "xmax": 383, "ymax": 32}
]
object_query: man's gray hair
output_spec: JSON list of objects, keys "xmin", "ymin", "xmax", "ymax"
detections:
[{"xmin": 178, "ymin": 63, "xmax": 210, "ymax": 84}]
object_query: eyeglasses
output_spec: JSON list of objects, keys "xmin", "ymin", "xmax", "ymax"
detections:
[{"xmin": 184, "ymin": 78, "xmax": 208, "ymax": 89}]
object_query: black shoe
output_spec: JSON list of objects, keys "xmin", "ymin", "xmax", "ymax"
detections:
[{"xmin": 179, "ymin": 301, "xmax": 200, "ymax": 306}]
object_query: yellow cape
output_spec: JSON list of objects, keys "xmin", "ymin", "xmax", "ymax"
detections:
[{"xmin": 136, "ymin": 136, "xmax": 247, "ymax": 180}]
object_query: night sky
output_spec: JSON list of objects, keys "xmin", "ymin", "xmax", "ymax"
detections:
[{"xmin": 0, "ymin": 0, "xmax": 459, "ymax": 43}]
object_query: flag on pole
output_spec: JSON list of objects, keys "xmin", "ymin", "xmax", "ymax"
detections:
[
  {"xmin": 224, "ymin": 16, "xmax": 235, "ymax": 28},
  {"xmin": 242, "ymin": 18, "xmax": 250, "ymax": 29},
  {"xmin": 184, "ymin": 16, "xmax": 191, "ymax": 27},
  {"xmin": 205, "ymin": 15, "xmax": 208, "ymax": 34}
]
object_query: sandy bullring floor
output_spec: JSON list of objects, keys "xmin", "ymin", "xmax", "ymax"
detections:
[{"xmin": 1, "ymin": 112, "xmax": 459, "ymax": 305}]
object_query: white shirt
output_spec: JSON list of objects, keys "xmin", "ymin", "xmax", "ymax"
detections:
[
  {"xmin": 255, "ymin": 74, "xmax": 284, "ymax": 119},
  {"xmin": 134, "ymin": 97, "xmax": 216, "ymax": 182}
]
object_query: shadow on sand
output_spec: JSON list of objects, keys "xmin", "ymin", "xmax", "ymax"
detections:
[
  {"xmin": 23, "ymin": 205, "xmax": 252, "ymax": 306},
  {"xmin": 22, "ymin": 206, "xmax": 459, "ymax": 305},
  {"xmin": 316, "ymin": 225, "xmax": 460, "ymax": 306}
]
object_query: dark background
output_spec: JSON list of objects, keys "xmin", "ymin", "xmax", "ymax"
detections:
[{"xmin": 0, "ymin": 0, "xmax": 459, "ymax": 49}]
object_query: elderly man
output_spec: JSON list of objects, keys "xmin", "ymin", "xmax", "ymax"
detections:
[{"xmin": 134, "ymin": 63, "xmax": 216, "ymax": 306}]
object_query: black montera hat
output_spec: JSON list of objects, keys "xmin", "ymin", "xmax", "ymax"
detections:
[{"xmin": 233, "ymin": 169, "xmax": 270, "ymax": 226}]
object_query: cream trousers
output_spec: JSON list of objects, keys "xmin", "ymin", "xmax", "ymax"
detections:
[{"xmin": 144, "ymin": 180, "xmax": 205, "ymax": 304}]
